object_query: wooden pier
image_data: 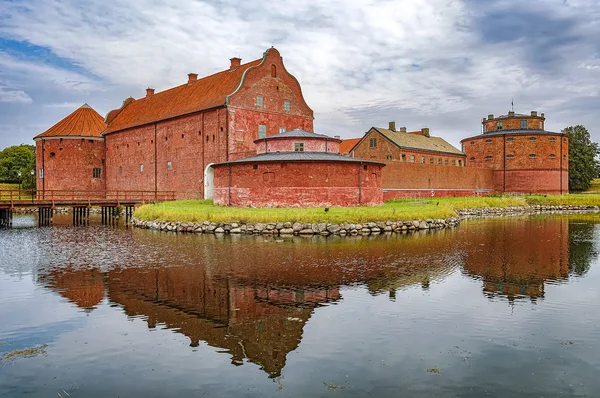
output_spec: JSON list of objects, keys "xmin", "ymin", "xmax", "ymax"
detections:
[{"xmin": 0, "ymin": 190, "xmax": 175, "ymax": 228}]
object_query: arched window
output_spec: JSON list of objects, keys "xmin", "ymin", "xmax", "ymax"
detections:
[{"xmin": 271, "ymin": 64, "xmax": 277, "ymax": 77}]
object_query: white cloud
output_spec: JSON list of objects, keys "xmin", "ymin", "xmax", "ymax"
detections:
[
  {"xmin": 0, "ymin": 0, "xmax": 598, "ymax": 147},
  {"xmin": 0, "ymin": 86, "xmax": 32, "ymax": 103}
]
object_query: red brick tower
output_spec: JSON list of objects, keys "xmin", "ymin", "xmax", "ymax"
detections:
[
  {"xmin": 461, "ymin": 111, "xmax": 568, "ymax": 194},
  {"xmin": 34, "ymin": 104, "xmax": 106, "ymax": 194}
]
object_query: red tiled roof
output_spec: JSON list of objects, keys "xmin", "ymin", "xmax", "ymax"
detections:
[
  {"xmin": 339, "ymin": 138, "xmax": 361, "ymax": 154},
  {"xmin": 104, "ymin": 58, "xmax": 263, "ymax": 134},
  {"xmin": 35, "ymin": 104, "xmax": 106, "ymax": 139}
]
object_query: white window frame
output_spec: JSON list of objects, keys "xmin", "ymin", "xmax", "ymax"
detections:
[
  {"xmin": 258, "ymin": 124, "xmax": 267, "ymax": 139},
  {"xmin": 283, "ymin": 100, "xmax": 291, "ymax": 112},
  {"xmin": 256, "ymin": 95, "xmax": 264, "ymax": 108}
]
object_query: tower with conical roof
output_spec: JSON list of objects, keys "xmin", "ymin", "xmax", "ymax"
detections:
[{"xmin": 34, "ymin": 104, "xmax": 106, "ymax": 193}]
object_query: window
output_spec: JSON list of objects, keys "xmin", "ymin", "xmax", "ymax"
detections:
[
  {"xmin": 50, "ymin": 152, "xmax": 56, "ymax": 157},
  {"xmin": 363, "ymin": 165, "xmax": 368, "ymax": 171},
  {"xmin": 529, "ymin": 137, "xmax": 536, "ymax": 142},
  {"xmin": 279, "ymin": 127, "xmax": 286, "ymax": 134},
  {"xmin": 89, "ymin": 140, "xmax": 94, "ymax": 144},
  {"xmin": 430, "ymin": 157, "xmax": 434, "ymax": 164},
  {"xmin": 39, "ymin": 169, "xmax": 44, "ymax": 179},
  {"xmin": 206, "ymin": 135, "xmax": 209, "ymax": 143},
  {"xmin": 540, "ymin": 121, "xmax": 543, "ymax": 129},
  {"xmin": 549, "ymin": 154, "xmax": 556, "ymax": 159},
  {"xmin": 271, "ymin": 64, "xmax": 277, "ymax": 77},
  {"xmin": 369, "ymin": 138, "xmax": 377, "ymax": 148},
  {"xmin": 401, "ymin": 154, "xmax": 406, "ymax": 162},
  {"xmin": 470, "ymin": 157, "xmax": 475, "ymax": 161},
  {"xmin": 485, "ymin": 156, "xmax": 493, "ymax": 161},
  {"xmin": 386, "ymin": 155, "xmax": 393, "ymax": 160},
  {"xmin": 438, "ymin": 158, "xmax": 442, "ymax": 165},
  {"xmin": 445, "ymin": 159, "xmax": 449, "ymax": 165},
  {"xmin": 549, "ymin": 137, "xmax": 556, "ymax": 142},
  {"xmin": 485, "ymin": 139, "xmax": 492, "ymax": 144},
  {"xmin": 563, "ymin": 138, "xmax": 567, "ymax": 142},
  {"xmin": 258, "ymin": 124, "xmax": 267, "ymax": 139},
  {"xmin": 167, "ymin": 161, "xmax": 172, "ymax": 170},
  {"xmin": 92, "ymin": 168, "xmax": 102, "ymax": 178},
  {"xmin": 458, "ymin": 160, "xmax": 462, "ymax": 166},
  {"xmin": 256, "ymin": 95, "xmax": 264, "ymax": 108},
  {"xmin": 529, "ymin": 154, "xmax": 537, "ymax": 158},
  {"xmin": 181, "ymin": 134, "xmax": 185, "ymax": 139},
  {"xmin": 507, "ymin": 137, "xmax": 514, "ymax": 142},
  {"xmin": 119, "ymin": 166, "xmax": 122, "ymax": 175},
  {"xmin": 283, "ymin": 100, "xmax": 291, "ymax": 112},
  {"xmin": 140, "ymin": 164, "xmax": 144, "ymax": 172},
  {"xmin": 421, "ymin": 156, "xmax": 426, "ymax": 164},
  {"xmin": 452, "ymin": 160, "xmax": 456, "ymax": 166},
  {"xmin": 253, "ymin": 164, "xmax": 258, "ymax": 170},
  {"xmin": 410, "ymin": 155, "xmax": 415, "ymax": 162},
  {"xmin": 496, "ymin": 122, "xmax": 503, "ymax": 130},
  {"xmin": 294, "ymin": 143, "xmax": 304, "ymax": 152},
  {"xmin": 520, "ymin": 120, "xmax": 527, "ymax": 129},
  {"xmin": 506, "ymin": 154, "xmax": 514, "ymax": 159},
  {"xmin": 470, "ymin": 141, "xmax": 475, "ymax": 145}
]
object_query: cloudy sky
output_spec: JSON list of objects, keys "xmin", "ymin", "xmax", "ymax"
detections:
[{"xmin": 0, "ymin": 0, "xmax": 598, "ymax": 149}]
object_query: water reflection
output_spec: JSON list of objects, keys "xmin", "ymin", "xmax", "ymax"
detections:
[{"xmin": 29, "ymin": 216, "xmax": 599, "ymax": 381}]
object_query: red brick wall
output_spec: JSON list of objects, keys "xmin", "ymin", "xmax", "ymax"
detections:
[
  {"xmin": 462, "ymin": 133, "xmax": 568, "ymax": 193},
  {"xmin": 105, "ymin": 108, "xmax": 228, "ymax": 199},
  {"xmin": 36, "ymin": 137, "xmax": 105, "ymax": 192},
  {"xmin": 227, "ymin": 47, "xmax": 314, "ymax": 160},
  {"xmin": 228, "ymin": 108, "xmax": 313, "ymax": 160},
  {"xmin": 353, "ymin": 129, "xmax": 466, "ymax": 166},
  {"xmin": 212, "ymin": 161, "xmax": 383, "ymax": 207},
  {"xmin": 380, "ymin": 162, "xmax": 494, "ymax": 199},
  {"xmin": 256, "ymin": 137, "xmax": 340, "ymax": 154},
  {"xmin": 483, "ymin": 115, "xmax": 544, "ymax": 132}
]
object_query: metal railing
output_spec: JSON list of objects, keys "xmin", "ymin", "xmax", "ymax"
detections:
[{"xmin": 0, "ymin": 190, "xmax": 176, "ymax": 208}]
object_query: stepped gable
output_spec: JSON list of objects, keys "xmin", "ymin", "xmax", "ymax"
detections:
[
  {"xmin": 34, "ymin": 104, "xmax": 106, "ymax": 139},
  {"xmin": 103, "ymin": 57, "xmax": 264, "ymax": 134},
  {"xmin": 373, "ymin": 127, "xmax": 464, "ymax": 155}
]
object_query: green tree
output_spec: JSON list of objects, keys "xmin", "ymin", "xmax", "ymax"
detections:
[
  {"xmin": 0, "ymin": 144, "xmax": 36, "ymax": 189},
  {"xmin": 565, "ymin": 125, "xmax": 600, "ymax": 192}
]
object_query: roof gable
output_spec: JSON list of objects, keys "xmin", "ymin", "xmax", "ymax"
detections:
[
  {"xmin": 371, "ymin": 128, "xmax": 464, "ymax": 156},
  {"xmin": 35, "ymin": 104, "xmax": 106, "ymax": 139},
  {"xmin": 339, "ymin": 138, "xmax": 361, "ymax": 154},
  {"xmin": 104, "ymin": 57, "xmax": 264, "ymax": 134}
]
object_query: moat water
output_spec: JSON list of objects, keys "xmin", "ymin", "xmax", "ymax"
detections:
[{"xmin": 1, "ymin": 214, "xmax": 599, "ymax": 397}]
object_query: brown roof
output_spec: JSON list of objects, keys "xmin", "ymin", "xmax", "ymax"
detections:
[
  {"xmin": 373, "ymin": 127, "xmax": 464, "ymax": 156},
  {"xmin": 104, "ymin": 58, "xmax": 263, "ymax": 134},
  {"xmin": 35, "ymin": 104, "xmax": 106, "ymax": 139},
  {"xmin": 339, "ymin": 138, "xmax": 361, "ymax": 153}
]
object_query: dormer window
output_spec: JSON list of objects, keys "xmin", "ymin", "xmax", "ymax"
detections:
[
  {"xmin": 496, "ymin": 122, "xmax": 503, "ymax": 130},
  {"xmin": 520, "ymin": 120, "xmax": 527, "ymax": 129},
  {"xmin": 256, "ymin": 95, "xmax": 264, "ymax": 108}
]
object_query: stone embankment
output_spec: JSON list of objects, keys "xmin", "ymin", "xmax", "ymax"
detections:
[
  {"xmin": 457, "ymin": 205, "xmax": 600, "ymax": 218},
  {"xmin": 131, "ymin": 218, "xmax": 460, "ymax": 236},
  {"xmin": 131, "ymin": 204, "xmax": 600, "ymax": 236}
]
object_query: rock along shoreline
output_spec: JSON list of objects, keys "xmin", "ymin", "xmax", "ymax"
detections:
[{"xmin": 131, "ymin": 204, "xmax": 600, "ymax": 236}]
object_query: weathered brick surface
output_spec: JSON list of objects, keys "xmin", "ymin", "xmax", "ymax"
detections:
[
  {"xmin": 256, "ymin": 137, "xmax": 340, "ymax": 154},
  {"xmin": 462, "ymin": 132, "xmax": 568, "ymax": 194},
  {"xmin": 103, "ymin": 48, "xmax": 314, "ymax": 199},
  {"xmin": 213, "ymin": 162, "xmax": 383, "ymax": 207},
  {"xmin": 353, "ymin": 129, "xmax": 466, "ymax": 166},
  {"xmin": 483, "ymin": 114, "xmax": 545, "ymax": 132},
  {"xmin": 36, "ymin": 137, "xmax": 105, "ymax": 192}
]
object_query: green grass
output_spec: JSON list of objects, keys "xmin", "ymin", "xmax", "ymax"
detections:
[
  {"xmin": 0, "ymin": 183, "xmax": 34, "ymax": 200},
  {"xmin": 581, "ymin": 179, "xmax": 600, "ymax": 194},
  {"xmin": 135, "ymin": 194, "xmax": 600, "ymax": 224}
]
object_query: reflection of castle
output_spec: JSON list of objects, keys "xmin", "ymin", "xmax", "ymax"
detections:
[
  {"xmin": 461, "ymin": 218, "xmax": 570, "ymax": 301},
  {"xmin": 107, "ymin": 266, "xmax": 339, "ymax": 377},
  {"xmin": 39, "ymin": 268, "xmax": 105, "ymax": 310}
]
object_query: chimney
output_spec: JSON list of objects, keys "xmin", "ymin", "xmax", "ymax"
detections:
[
  {"xmin": 540, "ymin": 112, "xmax": 545, "ymax": 118},
  {"xmin": 146, "ymin": 88, "xmax": 155, "ymax": 97},
  {"xmin": 482, "ymin": 118, "xmax": 487, "ymax": 123},
  {"xmin": 488, "ymin": 114, "xmax": 494, "ymax": 120},
  {"xmin": 188, "ymin": 73, "xmax": 198, "ymax": 83},
  {"xmin": 389, "ymin": 121, "xmax": 396, "ymax": 131},
  {"xmin": 334, "ymin": 135, "xmax": 341, "ymax": 140},
  {"xmin": 230, "ymin": 57, "xmax": 241, "ymax": 70},
  {"xmin": 421, "ymin": 128, "xmax": 430, "ymax": 137},
  {"xmin": 508, "ymin": 111, "xmax": 515, "ymax": 116},
  {"xmin": 531, "ymin": 111, "xmax": 538, "ymax": 117},
  {"xmin": 399, "ymin": 127, "xmax": 407, "ymax": 133}
]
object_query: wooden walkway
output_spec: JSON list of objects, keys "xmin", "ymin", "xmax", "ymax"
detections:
[{"xmin": 0, "ymin": 190, "xmax": 176, "ymax": 228}]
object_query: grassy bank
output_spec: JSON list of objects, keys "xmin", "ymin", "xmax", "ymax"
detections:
[{"xmin": 134, "ymin": 195, "xmax": 600, "ymax": 224}]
